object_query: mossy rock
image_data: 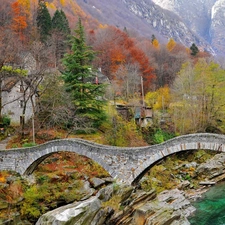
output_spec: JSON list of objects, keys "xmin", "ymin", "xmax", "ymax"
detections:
[{"xmin": 0, "ymin": 201, "xmax": 8, "ymax": 210}]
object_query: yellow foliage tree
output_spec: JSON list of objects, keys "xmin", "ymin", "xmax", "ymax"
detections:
[
  {"xmin": 166, "ymin": 38, "xmax": 176, "ymax": 52},
  {"xmin": 18, "ymin": 0, "xmax": 30, "ymax": 14},
  {"xmin": 145, "ymin": 86, "xmax": 170, "ymax": 110},
  {"xmin": 46, "ymin": 2, "xmax": 56, "ymax": 10},
  {"xmin": 60, "ymin": 0, "xmax": 66, "ymax": 6},
  {"xmin": 0, "ymin": 175, "xmax": 6, "ymax": 183},
  {"xmin": 145, "ymin": 91, "xmax": 157, "ymax": 108},
  {"xmin": 170, "ymin": 59, "xmax": 225, "ymax": 134},
  {"xmin": 99, "ymin": 24, "xmax": 108, "ymax": 29},
  {"xmin": 152, "ymin": 39, "xmax": 160, "ymax": 49}
]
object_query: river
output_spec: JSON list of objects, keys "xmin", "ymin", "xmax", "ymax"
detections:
[{"xmin": 188, "ymin": 182, "xmax": 225, "ymax": 225}]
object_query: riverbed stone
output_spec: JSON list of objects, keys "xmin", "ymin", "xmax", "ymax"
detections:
[
  {"xmin": 90, "ymin": 177, "xmax": 105, "ymax": 188},
  {"xmin": 196, "ymin": 153, "xmax": 225, "ymax": 179},
  {"xmin": 178, "ymin": 180, "xmax": 191, "ymax": 190},
  {"xmin": 96, "ymin": 184, "xmax": 114, "ymax": 201},
  {"xmin": 157, "ymin": 189, "xmax": 195, "ymax": 217},
  {"xmin": 79, "ymin": 180, "xmax": 95, "ymax": 200},
  {"xmin": 36, "ymin": 197, "xmax": 101, "ymax": 225},
  {"xmin": 37, "ymin": 183, "xmax": 195, "ymax": 225}
]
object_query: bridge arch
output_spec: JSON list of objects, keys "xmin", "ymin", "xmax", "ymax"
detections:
[
  {"xmin": 131, "ymin": 133, "xmax": 225, "ymax": 184},
  {"xmin": 1, "ymin": 133, "xmax": 225, "ymax": 184},
  {"xmin": 24, "ymin": 140, "xmax": 114, "ymax": 177},
  {"xmin": 24, "ymin": 151, "xmax": 109, "ymax": 176}
]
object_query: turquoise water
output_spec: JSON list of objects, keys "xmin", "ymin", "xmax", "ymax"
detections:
[{"xmin": 188, "ymin": 182, "xmax": 225, "ymax": 225}]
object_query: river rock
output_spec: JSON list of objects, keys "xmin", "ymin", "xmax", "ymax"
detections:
[
  {"xmin": 196, "ymin": 153, "xmax": 225, "ymax": 179},
  {"xmin": 78, "ymin": 180, "xmax": 95, "ymax": 200},
  {"xmin": 157, "ymin": 189, "xmax": 195, "ymax": 217},
  {"xmin": 37, "ymin": 184, "xmax": 194, "ymax": 225},
  {"xmin": 178, "ymin": 180, "xmax": 191, "ymax": 190},
  {"xmin": 36, "ymin": 197, "xmax": 102, "ymax": 225},
  {"xmin": 90, "ymin": 177, "xmax": 105, "ymax": 188},
  {"xmin": 107, "ymin": 188, "xmax": 192, "ymax": 225},
  {"xmin": 96, "ymin": 184, "xmax": 114, "ymax": 201},
  {"xmin": 0, "ymin": 201, "xmax": 8, "ymax": 210},
  {"xmin": 185, "ymin": 162, "xmax": 198, "ymax": 169},
  {"xmin": 135, "ymin": 189, "xmax": 194, "ymax": 225}
]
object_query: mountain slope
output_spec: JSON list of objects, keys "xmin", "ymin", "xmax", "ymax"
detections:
[
  {"xmin": 75, "ymin": 0, "xmax": 165, "ymax": 42},
  {"xmin": 151, "ymin": 0, "xmax": 225, "ymax": 55},
  {"xmin": 76, "ymin": 0, "xmax": 215, "ymax": 54},
  {"xmin": 210, "ymin": 0, "xmax": 225, "ymax": 53}
]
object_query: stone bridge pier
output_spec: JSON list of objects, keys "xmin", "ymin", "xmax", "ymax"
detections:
[{"xmin": 1, "ymin": 133, "xmax": 225, "ymax": 184}]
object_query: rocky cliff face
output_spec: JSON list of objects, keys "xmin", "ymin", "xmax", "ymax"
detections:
[
  {"xmin": 152, "ymin": 0, "xmax": 225, "ymax": 55},
  {"xmin": 122, "ymin": 0, "xmax": 212, "ymax": 52},
  {"xmin": 210, "ymin": 0, "xmax": 225, "ymax": 54},
  {"xmin": 76, "ymin": 0, "xmax": 225, "ymax": 56}
]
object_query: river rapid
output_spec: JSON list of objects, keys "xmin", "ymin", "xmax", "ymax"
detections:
[{"xmin": 189, "ymin": 181, "xmax": 225, "ymax": 225}]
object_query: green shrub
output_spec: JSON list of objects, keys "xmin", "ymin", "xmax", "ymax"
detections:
[
  {"xmin": 22, "ymin": 142, "xmax": 37, "ymax": 148},
  {"xmin": 153, "ymin": 130, "xmax": 164, "ymax": 144},
  {"xmin": 21, "ymin": 186, "xmax": 42, "ymax": 220},
  {"xmin": 153, "ymin": 129, "xmax": 175, "ymax": 144},
  {"xmin": 37, "ymin": 175, "xmax": 49, "ymax": 184},
  {"xmin": 104, "ymin": 115, "xmax": 146, "ymax": 147},
  {"xmin": 2, "ymin": 115, "xmax": 10, "ymax": 127},
  {"xmin": 142, "ymin": 127, "xmax": 176, "ymax": 145}
]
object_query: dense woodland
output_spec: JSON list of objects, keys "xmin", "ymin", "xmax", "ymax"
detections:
[{"xmin": 1, "ymin": 0, "xmax": 225, "ymax": 147}]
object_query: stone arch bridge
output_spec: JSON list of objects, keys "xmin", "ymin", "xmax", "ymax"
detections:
[{"xmin": 1, "ymin": 133, "xmax": 225, "ymax": 185}]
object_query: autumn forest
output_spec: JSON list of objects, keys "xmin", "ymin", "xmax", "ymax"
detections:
[{"xmin": 1, "ymin": 0, "xmax": 225, "ymax": 147}]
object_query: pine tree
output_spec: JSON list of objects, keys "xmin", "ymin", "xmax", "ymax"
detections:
[
  {"xmin": 52, "ymin": 9, "xmax": 70, "ymax": 34},
  {"xmin": 36, "ymin": 0, "xmax": 52, "ymax": 42},
  {"xmin": 151, "ymin": 34, "xmax": 156, "ymax": 43},
  {"xmin": 62, "ymin": 18, "xmax": 106, "ymax": 130},
  {"xmin": 52, "ymin": 9, "xmax": 70, "ymax": 67},
  {"xmin": 190, "ymin": 43, "xmax": 199, "ymax": 56},
  {"xmin": 52, "ymin": 9, "xmax": 63, "ymax": 31},
  {"xmin": 60, "ymin": 9, "xmax": 70, "ymax": 35}
]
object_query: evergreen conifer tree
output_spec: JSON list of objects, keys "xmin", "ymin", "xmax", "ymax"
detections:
[
  {"xmin": 151, "ymin": 34, "xmax": 156, "ymax": 43},
  {"xmin": 190, "ymin": 43, "xmax": 199, "ymax": 56},
  {"xmin": 60, "ymin": 9, "xmax": 71, "ymax": 35},
  {"xmin": 52, "ymin": 9, "xmax": 70, "ymax": 34},
  {"xmin": 52, "ymin": 9, "xmax": 63, "ymax": 32},
  {"xmin": 62, "ymin": 18, "xmax": 106, "ymax": 130},
  {"xmin": 52, "ymin": 9, "xmax": 70, "ymax": 67},
  {"xmin": 36, "ymin": 0, "xmax": 52, "ymax": 42}
]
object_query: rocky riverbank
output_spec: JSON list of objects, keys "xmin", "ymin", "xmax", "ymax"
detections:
[
  {"xmin": 36, "ymin": 153, "xmax": 225, "ymax": 225},
  {"xmin": 36, "ymin": 182, "xmax": 194, "ymax": 225},
  {"xmin": 1, "ymin": 151, "xmax": 225, "ymax": 224}
]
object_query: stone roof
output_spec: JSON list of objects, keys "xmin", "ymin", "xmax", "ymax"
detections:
[{"xmin": 2, "ymin": 77, "xmax": 20, "ymax": 92}]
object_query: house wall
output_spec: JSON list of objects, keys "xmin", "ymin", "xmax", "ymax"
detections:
[{"xmin": 2, "ymin": 83, "xmax": 34, "ymax": 126}]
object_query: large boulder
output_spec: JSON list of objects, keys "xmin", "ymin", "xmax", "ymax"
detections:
[
  {"xmin": 196, "ymin": 153, "xmax": 225, "ymax": 179},
  {"xmin": 36, "ymin": 197, "xmax": 102, "ymax": 225}
]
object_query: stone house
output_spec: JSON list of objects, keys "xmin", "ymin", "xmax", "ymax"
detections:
[
  {"xmin": 1, "ymin": 77, "xmax": 34, "ymax": 126},
  {"xmin": 1, "ymin": 53, "xmax": 37, "ymax": 126},
  {"xmin": 134, "ymin": 106, "xmax": 153, "ymax": 127},
  {"xmin": 6, "ymin": 52, "xmax": 37, "ymax": 75}
]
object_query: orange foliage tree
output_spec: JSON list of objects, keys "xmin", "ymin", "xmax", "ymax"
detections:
[
  {"xmin": 91, "ymin": 26, "xmax": 155, "ymax": 95},
  {"xmin": 11, "ymin": 1, "xmax": 28, "ymax": 41},
  {"xmin": 129, "ymin": 47, "xmax": 155, "ymax": 93},
  {"xmin": 110, "ymin": 46, "xmax": 126, "ymax": 74}
]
